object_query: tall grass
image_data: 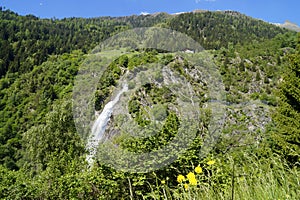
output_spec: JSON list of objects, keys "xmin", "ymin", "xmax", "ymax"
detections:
[{"xmin": 144, "ymin": 154, "xmax": 299, "ymax": 200}]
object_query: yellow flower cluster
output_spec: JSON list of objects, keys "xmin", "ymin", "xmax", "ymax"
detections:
[
  {"xmin": 176, "ymin": 161, "xmax": 216, "ymax": 190},
  {"xmin": 187, "ymin": 172, "xmax": 197, "ymax": 186}
]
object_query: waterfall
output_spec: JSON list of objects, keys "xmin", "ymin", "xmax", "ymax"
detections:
[{"xmin": 86, "ymin": 84, "xmax": 128, "ymax": 166}]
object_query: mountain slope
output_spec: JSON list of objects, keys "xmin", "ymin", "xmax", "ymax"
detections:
[
  {"xmin": 168, "ymin": 11, "xmax": 289, "ymax": 49},
  {"xmin": 0, "ymin": 9, "xmax": 293, "ymax": 78},
  {"xmin": 0, "ymin": 9, "xmax": 299, "ymax": 199},
  {"xmin": 278, "ymin": 20, "xmax": 300, "ymax": 32},
  {"xmin": 0, "ymin": 7, "xmax": 295, "ymax": 170}
]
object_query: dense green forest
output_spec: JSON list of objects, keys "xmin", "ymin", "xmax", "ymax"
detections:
[{"xmin": 0, "ymin": 8, "xmax": 299, "ymax": 199}]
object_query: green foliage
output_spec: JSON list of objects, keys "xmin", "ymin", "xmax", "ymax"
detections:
[
  {"xmin": 0, "ymin": 9, "xmax": 129, "ymax": 76},
  {"xmin": 21, "ymin": 99, "xmax": 85, "ymax": 174},
  {"xmin": 168, "ymin": 11, "xmax": 290, "ymax": 50},
  {"xmin": 271, "ymin": 35, "xmax": 300, "ymax": 165},
  {"xmin": 163, "ymin": 154, "xmax": 299, "ymax": 200},
  {"xmin": 0, "ymin": 51, "xmax": 84, "ymax": 169}
]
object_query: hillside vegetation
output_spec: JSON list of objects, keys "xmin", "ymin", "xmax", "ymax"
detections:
[{"xmin": 0, "ymin": 9, "xmax": 299, "ymax": 199}]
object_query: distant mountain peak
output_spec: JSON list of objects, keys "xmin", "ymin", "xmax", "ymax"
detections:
[{"xmin": 273, "ymin": 20, "xmax": 300, "ymax": 32}]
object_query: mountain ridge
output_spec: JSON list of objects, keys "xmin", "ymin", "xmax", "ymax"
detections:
[
  {"xmin": 144, "ymin": 10, "xmax": 300, "ymax": 33},
  {"xmin": 276, "ymin": 20, "xmax": 300, "ymax": 32},
  {"xmin": 0, "ymin": 8, "xmax": 293, "ymax": 77}
]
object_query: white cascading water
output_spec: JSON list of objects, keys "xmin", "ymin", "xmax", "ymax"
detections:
[{"xmin": 86, "ymin": 84, "xmax": 128, "ymax": 166}]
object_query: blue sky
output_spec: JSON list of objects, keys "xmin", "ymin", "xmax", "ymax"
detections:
[{"xmin": 1, "ymin": 0, "xmax": 299, "ymax": 25}]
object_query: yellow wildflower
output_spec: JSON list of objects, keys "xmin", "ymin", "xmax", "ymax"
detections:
[
  {"xmin": 161, "ymin": 180, "xmax": 166, "ymax": 184},
  {"xmin": 184, "ymin": 183, "xmax": 189, "ymax": 190},
  {"xmin": 186, "ymin": 172, "xmax": 196, "ymax": 180},
  {"xmin": 195, "ymin": 166, "xmax": 203, "ymax": 174},
  {"xmin": 207, "ymin": 160, "xmax": 215, "ymax": 165},
  {"xmin": 186, "ymin": 172, "xmax": 197, "ymax": 185},
  {"xmin": 177, "ymin": 174, "xmax": 185, "ymax": 183},
  {"xmin": 189, "ymin": 177, "xmax": 197, "ymax": 185}
]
